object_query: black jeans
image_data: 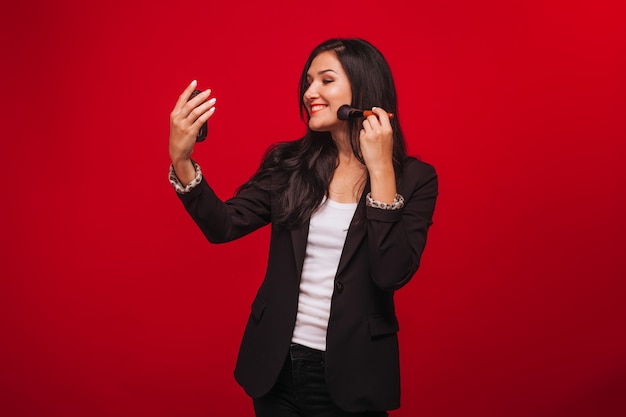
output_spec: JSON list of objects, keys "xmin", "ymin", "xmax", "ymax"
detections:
[{"xmin": 253, "ymin": 344, "xmax": 388, "ymax": 417}]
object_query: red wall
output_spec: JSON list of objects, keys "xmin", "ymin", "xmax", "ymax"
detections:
[{"xmin": 2, "ymin": 1, "xmax": 625, "ymax": 416}]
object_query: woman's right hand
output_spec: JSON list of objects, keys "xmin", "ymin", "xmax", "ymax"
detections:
[{"xmin": 168, "ymin": 80, "xmax": 216, "ymax": 183}]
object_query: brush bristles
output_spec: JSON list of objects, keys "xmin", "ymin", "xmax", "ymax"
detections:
[{"xmin": 337, "ymin": 105, "xmax": 354, "ymax": 120}]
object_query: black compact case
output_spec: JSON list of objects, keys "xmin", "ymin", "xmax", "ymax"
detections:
[{"xmin": 188, "ymin": 89, "xmax": 208, "ymax": 142}]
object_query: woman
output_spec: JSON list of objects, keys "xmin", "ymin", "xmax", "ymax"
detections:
[{"xmin": 168, "ymin": 38, "xmax": 438, "ymax": 416}]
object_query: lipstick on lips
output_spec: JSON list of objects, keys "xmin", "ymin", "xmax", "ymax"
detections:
[{"xmin": 310, "ymin": 104, "xmax": 327, "ymax": 115}]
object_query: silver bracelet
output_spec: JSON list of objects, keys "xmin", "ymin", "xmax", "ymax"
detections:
[
  {"xmin": 366, "ymin": 193, "xmax": 405, "ymax": 210},
  {"xmin": 168, "ymin": 160, "xmax": 203, "ymax": 194}
]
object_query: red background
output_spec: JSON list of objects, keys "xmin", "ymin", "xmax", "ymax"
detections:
[{"xmin": 1, "ymin": 0, "xmax": 625, "ymax": 416}]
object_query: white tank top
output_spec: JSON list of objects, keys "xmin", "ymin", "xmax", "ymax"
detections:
[{"xmin": 291, "ymin": 197, "xmax": 358, "ymax": 351}]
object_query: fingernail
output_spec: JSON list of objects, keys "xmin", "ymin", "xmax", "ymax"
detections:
[
  {"xmin": 190, "ymin": 80, "xmax": 197, "ymax": 86},
  {"xmin": 208, "ymin": 98, "xmax": 216, "ymax": 104}
]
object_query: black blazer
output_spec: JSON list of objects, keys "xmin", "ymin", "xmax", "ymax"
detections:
[{"xmin": 177, "ymin": 156, "xmax": 438, "ymax": 412}]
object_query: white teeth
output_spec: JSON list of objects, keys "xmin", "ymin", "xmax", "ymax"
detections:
[{"xmin": 311, "ymin": 105, "xmax": 325, "ymax": 112}]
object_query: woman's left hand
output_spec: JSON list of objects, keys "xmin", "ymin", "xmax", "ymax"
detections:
[
  {"xmin": 359, "ymin": 107, "xmax": 398, "ymax": 204},
  {"xmin": 359, "ymin": 107, "xmax": 394, "ymax": 174}
]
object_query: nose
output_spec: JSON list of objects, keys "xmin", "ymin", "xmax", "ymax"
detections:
[{"xmin": 303, "ymin": 82, "xmax": 318, "ymax": 101}]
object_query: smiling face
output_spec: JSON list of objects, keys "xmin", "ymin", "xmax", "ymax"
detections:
[{"xmin": 303, "ymin": 51, "xmax": 353, "ymax": 134}]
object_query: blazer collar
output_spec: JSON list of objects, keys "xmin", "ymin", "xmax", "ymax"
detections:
[
  {"xmin": 336, "ymin": 182, "xmax": 369, "ymax": 277},
  {"xmin": 290, "ymin": 181, "xmax": 370, "ymax": 280},
  {"xmin": 290, "ymin": 220, "xmax": 309, "ymax": 280}
]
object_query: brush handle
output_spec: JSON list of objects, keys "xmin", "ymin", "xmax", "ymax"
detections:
[{"xmin": 363, "ymin": 110, "xmax": 394, "ymax": 119}]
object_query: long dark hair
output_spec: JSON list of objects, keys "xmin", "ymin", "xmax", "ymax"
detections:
[{"xmin": 239, "ymin": 38, "xmax": 408, "ymax": 228}]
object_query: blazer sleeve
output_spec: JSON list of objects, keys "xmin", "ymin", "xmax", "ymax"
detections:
[
  {"xmin": 365, "ymin": 159, "xmax": 438, "ymax": 290},
  {"xmin": 176, "ymin": 177, "xmax": 272, "ymax": 244}
]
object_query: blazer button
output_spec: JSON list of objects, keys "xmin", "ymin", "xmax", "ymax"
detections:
[{"xmin": 335, "ymin": 281, "xmax": 344, "ymax": 293}]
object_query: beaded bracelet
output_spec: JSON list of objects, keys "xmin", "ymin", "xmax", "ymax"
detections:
[{"xmin": 365, "ymin": 193, "xmax": 405, "ymax": 210}]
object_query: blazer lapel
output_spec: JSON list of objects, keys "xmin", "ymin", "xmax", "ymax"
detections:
[
  {"xmin": 335, "ymin": 182, "xmax": 369, "ymax": 277},
  {"xmin": 291, "ymin": 181, "xmax": 369, "ymax": 280},
  {"xmin": 291, "ymin": 220, "xmax": 310, "ymax": 280}
]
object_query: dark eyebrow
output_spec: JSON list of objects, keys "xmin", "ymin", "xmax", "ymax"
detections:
[{"xmin": 307, "ymin": 69, "xmax": 338, "ymax": 78}]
